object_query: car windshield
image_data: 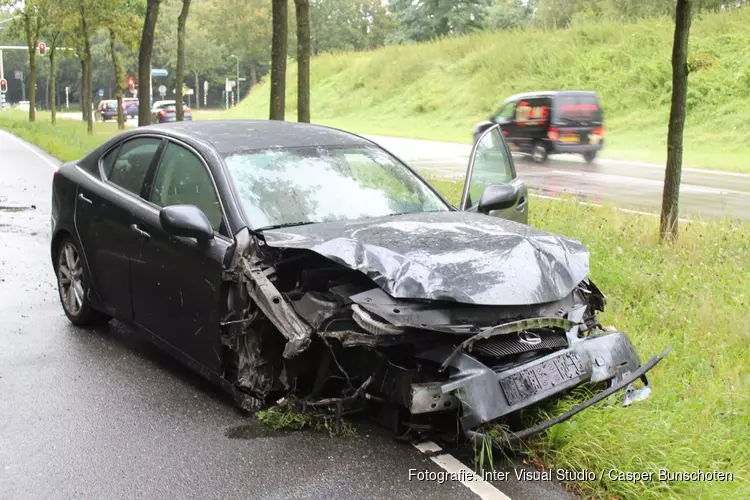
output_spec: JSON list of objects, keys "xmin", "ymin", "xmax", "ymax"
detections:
[{"xmin": 224, "ymin": 145, "xmax": 450, "ymax": 229}]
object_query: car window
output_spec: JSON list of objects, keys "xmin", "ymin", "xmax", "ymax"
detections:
[
  {"xmin": 149, "ymin": 142, "xmax": 223, "ymax": 232},
  {"xmin": 464, "ymin": 127, "xmax": 515, "ymax": 209},
  {"xmin": 103, "ymin": 138, "xmax": 161, "ymax": 196},
  {"xmin": 495, "ymin": 102, "xmax": 516, "ymax": 121},
  {"xmin": 514, "ymin": 98, "xmax": 550, "ymax": 125}
]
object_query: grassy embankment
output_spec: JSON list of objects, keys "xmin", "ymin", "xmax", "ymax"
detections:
[
  {"xmin": 1, "ymin": 113, "xmax": 748, "ymax": 499},
  {"xmin": 225, "ymin": 7, "xmax": 750, "ymax": 173}
]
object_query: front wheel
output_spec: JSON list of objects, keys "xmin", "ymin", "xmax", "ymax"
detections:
[
  {"xmin": 583, "ymin": 151, "xmax": 598, "ymax": 164},
  {"xmin": 55, "ymin": 237, "xmax": 110, "ymax": 326},
  {"xmin": 531, "ymin": 141, "xmax": 548, "ymax": 164}
]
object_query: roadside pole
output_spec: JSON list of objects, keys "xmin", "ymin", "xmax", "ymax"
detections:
[{"xmin": 65, "ymin": 86, "xmax": 69, "ymax": 110}]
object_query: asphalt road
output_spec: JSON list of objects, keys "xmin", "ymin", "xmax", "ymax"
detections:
[
  {"xmin": 366, "ymin": 134, "xmax": 750, "ymax": 221},
  {"xmin": 0, "ymin": 130, "xmax": 573, "ymax": 500}
]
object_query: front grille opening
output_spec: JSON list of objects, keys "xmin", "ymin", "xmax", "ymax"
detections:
[{"xmin": 471, "ymin": 328, "xmax": 568, "ymax": 358}]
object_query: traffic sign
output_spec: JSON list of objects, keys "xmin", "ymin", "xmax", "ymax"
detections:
[
  {"xmin": 98, "ymin": 89, "xmax": 104, "ymax": 97},
  {"xmin": 38, "ymin": 41, "xmax": 46, "ymax": 56},
  {"xmin": 158, "ymin": 85, "xmax": 166, "ymax": 97},
  {"xmin": 0, "ymin": 78, "xmax": 7, "ymax": 94},
  {"xmin": 151, "ymin": 68, "xmax": 168, "ymax": 77},
  {"xmin": 203, "ymin": 80, "xmax": 209, "ymax": 91},
  {"xmin": 184, "ymin": 88, "xmax": 194, "ymax": 96},
  {"xmin": 14, "ymin": 70, "xmax": 22, "ymax": 80}
]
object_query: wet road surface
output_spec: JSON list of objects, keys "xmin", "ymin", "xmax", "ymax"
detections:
[
  {"xmin": 0, "ymin": 130, "xmax": 574, "ymax": 500},
  {"xmin": 367, "ymin": 135, "xmax": 750, "ymax": 220}
]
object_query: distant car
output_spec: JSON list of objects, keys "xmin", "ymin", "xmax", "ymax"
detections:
[
  {"xmin": 17, "ymin": 101, "xmax": 31, "ymax": 112},
  {"xmin": 123, "ymin": 97, "xmax": 139, "ymax": 118},
  {"xmin": 489, "ymin": 90, "xmax": 605, "ymax": 164},
  {"xmin": 1, "ymin": 102, "xmax": 10, "ymax": 110},
  {"xmin": 96, "ymin": 100, "xmax": 119, "ymax": 121},
  {"xmin": 151, "ymin": 100, "xmax": 192, "ymax": 123}
]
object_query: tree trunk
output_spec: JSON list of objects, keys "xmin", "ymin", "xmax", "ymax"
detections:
[
  {"xmin": 269, "ymin": 0, "xmax": 288, "ymax": 120},
  {"xmin": 194, "ymin": 71, "xmax": 200, "ymax": 109},
  {"xmin": 50, "ymin": 47, "xmax": 57, "ymax": 124},
  {"xmin": 138, "ymin": 0, "xmax": 162, "ymax": 126},
  {"xmin": 250, "ymin": 65, "xmax": 257, "ymax": 87},
  {"xmin": 109, "ymin": 29, "xmax": 126, "ymax": 130},
  {"xmin": 175, "ymin": 0, "xmax": 191, "ymax": 121},
  {"xmin": 295, "ymin": 0, "xmax": 310, "ymax": 123},
  {"xmin": 79, "ymin": 56, "xmax": 87, "ymax": 121},
  {"xmin": 80, "ymin": 6, "xmax": 93, "ymax": 135},
  {"xmin": 660, "ymin": 0, "xmax": 693, "ymax": 243},
  {"xmin": 24, "ymin": 14, "xmax": 37, "ymax": 122}
]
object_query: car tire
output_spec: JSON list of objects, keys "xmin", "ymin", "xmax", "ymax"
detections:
[
  {"xmin": 583, "ymin": 151, "xmax": 597, "ymax": 164},
  {"xmin": 55, "ymin": 236, "xmax": 111, "ymax": 327},
  {"xmin": 531, "ymin": 142, "xmax": 548, "ymax": 163}
]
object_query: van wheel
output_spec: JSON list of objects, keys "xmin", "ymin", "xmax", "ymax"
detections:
[
  {"xmin": 583, "ymin": 151, "xmax": 597, "ymax": 164},
  {"xmin": 531, "ymin": 142, "xmax": 548, "ymax": 163}
]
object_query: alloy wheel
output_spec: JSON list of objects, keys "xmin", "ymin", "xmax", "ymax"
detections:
[{"xmin": 58, "ymin": 242, "xmax": 85, "ymax": 316}]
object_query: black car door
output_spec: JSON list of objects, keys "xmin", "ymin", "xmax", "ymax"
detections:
[
  {"xmin": 75, "ymin": 137, "xmax": 164, "ymax": 319},
  {"xmin": 460, "ymin": 124, "xmax": 529, "ymax": 224},
  {"xmin": 129, "ymin": 139, "xmax": 232, "ymax": 373}
]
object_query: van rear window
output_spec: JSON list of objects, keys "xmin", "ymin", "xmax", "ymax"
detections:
[{"xmin": 554, "ymin": 95, "xmax": 602, "ymax": 122}]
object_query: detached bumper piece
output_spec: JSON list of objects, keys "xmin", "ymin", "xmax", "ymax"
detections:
[{"xmin": 415, "ymin": 331, "xmax": 669, "ymax": 441}]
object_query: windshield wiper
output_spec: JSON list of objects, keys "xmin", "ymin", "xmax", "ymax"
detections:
[{"xmin": 254, "ymin": 221, "xmax": 316, "ymax": 232}]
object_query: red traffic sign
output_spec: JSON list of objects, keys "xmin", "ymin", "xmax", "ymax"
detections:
[
  {"xmin": 38, "ymin": 41, "xmax": 46, "ymax": 56},
  {"xmin": 0, "ymin": 78, "xmax": 7, "ymax": 93}
]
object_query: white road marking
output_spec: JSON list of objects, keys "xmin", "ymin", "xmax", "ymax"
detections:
[
  {"xmin": 0, "ymin": 129, "xmax": 60, "ymax": 171},
  {"xmin": 412, "ymin": 441, "xmax": 512, "ymax": 500}
]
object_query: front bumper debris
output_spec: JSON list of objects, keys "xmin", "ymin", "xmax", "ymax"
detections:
[{"xmin": 415, "ymin": 331, "xmax": 669, "ymax": 434}]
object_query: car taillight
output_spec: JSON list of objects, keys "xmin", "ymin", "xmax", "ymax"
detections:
[
  {"xmin": 548, "ymin": 127, "xmax": 559, "ymax": 141},
  {"xmin": 593, "ymin": 126, "xmax": 606, "ymax": 138},
  {"xmin": 158, "ymin": 110, "xmax": 166, "ymax": 116},
  {"xmin": 502, "ymin": 129, "xmax": 508, "ymax": 136}
]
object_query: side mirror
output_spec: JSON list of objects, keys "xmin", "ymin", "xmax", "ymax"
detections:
[
  {"xmin": 159, "ymin": 205, "xmax": 214, "ymax": 241},
  {"xmin": 477, "ymin": 184, "xmax": 518, "ymax": 214}
]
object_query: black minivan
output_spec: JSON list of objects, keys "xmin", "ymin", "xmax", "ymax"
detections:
[{"xmin": 489, "ymin": 90, "xmax": 604, "ymax": 164}]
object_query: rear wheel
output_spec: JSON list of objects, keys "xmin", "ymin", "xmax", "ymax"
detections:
[
  {"xmin": 55, "ymin": 237, "xmax": 110, "ymax": 326},
  {"xmin": 531, "ymin": 142, "xmax": 548, "ymax": 163},
  {"xmin": 583, "ymin": 150, "xmax": 597, "ymax": 164}
]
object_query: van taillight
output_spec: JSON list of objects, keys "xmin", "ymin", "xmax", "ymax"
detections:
[
  {"xmin": 548, "ymin": 127, "xmax": 559, "ymax": 141},
  {"xmin": 593, "ymin": 127, "xmax": 605, "ymax": 138}
]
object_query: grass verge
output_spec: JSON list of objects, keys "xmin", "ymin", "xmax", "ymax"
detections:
[
  {"xmin": 2, "ymin": 113, "xmax": 748, "ymax": 498},
  {"xmin": 227, "ymin": 7, "xmax": 750, "ymax": 173}
]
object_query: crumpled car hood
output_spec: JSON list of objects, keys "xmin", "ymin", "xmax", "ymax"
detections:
[{"xmin": 261, "ymin": 211, "xmax": 590, "ymax": 306}]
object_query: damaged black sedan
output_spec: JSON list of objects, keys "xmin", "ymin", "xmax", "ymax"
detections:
[{"xmin": 50, "ymin": 120, "xmax": 667, "ymax": 441}]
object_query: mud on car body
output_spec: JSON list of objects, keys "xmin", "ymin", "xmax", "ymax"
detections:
[{"xmin": 50, "ymin": 120, "xmax": 667, "ymax": 443}]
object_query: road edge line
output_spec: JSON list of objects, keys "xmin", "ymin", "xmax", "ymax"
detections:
[
  {"xmin": 412, "ymin": 441, "xmax": 512, "ymax": 500},
  {"xmin": 0, "ymin": 129, "xmax": 61, "ymax": 171}
]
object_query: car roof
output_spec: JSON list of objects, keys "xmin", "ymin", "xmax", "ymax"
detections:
[
  {"xmin": 144, "ymin": 120, "xmax": 374, "ymax": 155},
  {"xmin": 503, "ymin": 90, "xmax": 598, "ymax": 103}
]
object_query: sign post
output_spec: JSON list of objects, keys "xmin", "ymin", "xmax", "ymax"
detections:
[
  {"xmin": 65, "ymin": 86, "xmax": 69, "ymax": 110},
  {"xmin": 158, "ymin": 85, "xmax": 166, "ymax": 99},
  {"xmin": 203, "ymin": 80, "xmax": 208, "ymax": 108}
]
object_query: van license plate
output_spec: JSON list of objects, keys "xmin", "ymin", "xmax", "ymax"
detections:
[{"xmin": 561, "ymin": 135, "xmax": 580, "ymax": 143}]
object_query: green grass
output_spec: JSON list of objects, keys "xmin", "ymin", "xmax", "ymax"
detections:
[
  {"xmin": 2, "ymin": 112, "xmax": 748, "ymax": 498},
  {"xmin": 0, "ymin": 110, "xmax": 121, "ymax": 162},
  {"xmin": 226, "ymin": 7, "xmax": 750, "ymax": 173}
]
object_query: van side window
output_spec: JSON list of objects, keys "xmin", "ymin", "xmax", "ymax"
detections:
[{"xmin": 495, "ymin": 102, "xmax": 516, "ymax": 121}]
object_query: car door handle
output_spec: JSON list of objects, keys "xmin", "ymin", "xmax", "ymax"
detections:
[
  {"xmin": 78, "ymin": 193, "xmax": 93, "ymax": 205},
  {"xmin": 130, "ymin": 224, "xmax": 151, "ymax": 240}
]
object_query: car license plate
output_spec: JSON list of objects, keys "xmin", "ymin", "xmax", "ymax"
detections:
[
  {"xmin": 561, "ymin": 135, "xmax": 580, "ymax": 143},
  {"xmin": 499, "ymin": 351, "xmax": 587, "ymax": 406}
]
